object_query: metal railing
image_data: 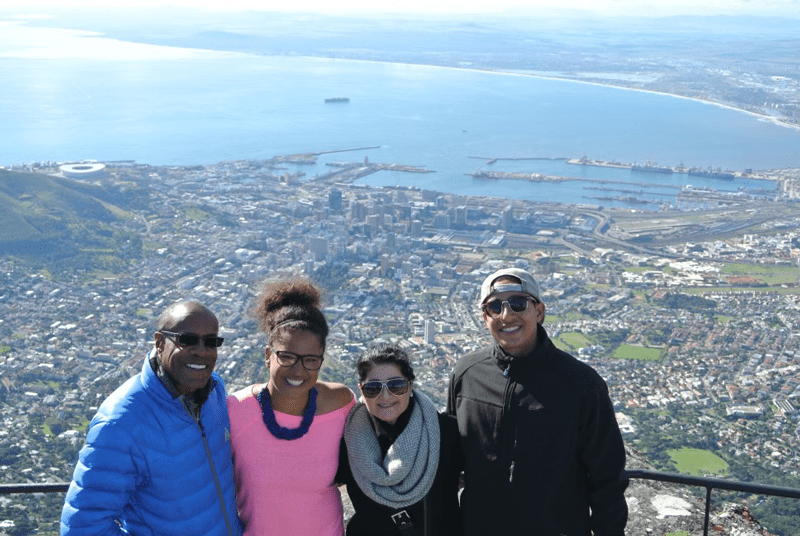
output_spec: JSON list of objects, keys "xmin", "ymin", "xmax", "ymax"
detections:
[
  {"xmin": 2, "ymin": 471, "xmax": 799, "ymax": 536},
  {"xmin": 0, "ymin": 482, "xmax": 69, "ymax": 494},
  {"xmin": 624, "ymin": 468, "xmax": 800, "ymax": 536}
]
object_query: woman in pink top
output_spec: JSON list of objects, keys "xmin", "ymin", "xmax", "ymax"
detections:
[{"xmin": 228, "ymin": 278, "xmax": 354, "ymax": 536}]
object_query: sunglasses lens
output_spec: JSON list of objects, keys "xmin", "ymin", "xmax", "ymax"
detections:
[
  {"xmin": 361, "ymin": 382, "xmax": 383, "ymax": 398},
  {"xmin": 484, "ymin": 296, "xmax": 532, "ymax": 316},
  {"xmin": 508, "ymin": 296, "xmax": 529, "ymax": 312},
  {"xmin": 177, "ymin": 334, "xmax": 201, "ymax": 346},
  {"xmin": 362, "ymin": 379, "xmax": 409, "ymax": 398},
  {"xmin": 485, "ymin": 300, "xmax": 503, "ymax": 316},
  {"xmin": 207, "ymin": 337, "xmax": 224, "ymax": 348},
  {"xmin": 387, "ymin": 379, "xmax": 409, "ymax": 395}
]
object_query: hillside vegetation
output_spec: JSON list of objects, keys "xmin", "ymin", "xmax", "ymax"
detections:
[{"xmin": 0, "ymin": 170, "xmax": 147, "ymax": 274}]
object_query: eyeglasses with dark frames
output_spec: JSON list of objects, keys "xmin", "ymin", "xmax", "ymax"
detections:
[
  {"xmin": 360, "ymin": 378, "xmax": 410, "ymax": 398},
  {"xmin": 269, "ymin": 348, "xmax": 325, "ymax": 371},
  {"xmin": 481, "ymin": 295, "xmax": 538, "ymax": 317},
  {"xmin": 160, "ymin": 330, "xmax": 224, "ymax": 348}
]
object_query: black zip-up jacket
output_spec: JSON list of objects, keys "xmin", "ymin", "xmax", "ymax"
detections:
[{"xmin": 446, "ymin": 324, "xmax": 628, "ymax": 536}]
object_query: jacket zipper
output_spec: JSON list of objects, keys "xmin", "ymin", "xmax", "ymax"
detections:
[
  {"xmin": 502, "ymin": 364, "xmax": 516, "ymax": 487},
  {"xmin": 184, "ymin": 400, "xmax": 235, "ymax": 536},
  {"xmin": 509, "ymin": 430, "xmax": 517, "ymax": 484}
]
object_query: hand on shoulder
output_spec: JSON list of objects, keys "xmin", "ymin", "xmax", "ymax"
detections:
[
  {"xmin": 229, "ymin": 383, "xmax": 265, "ymax": 403},
  {"xmin": 315, "ymin": 382, "xmax": 355, "ymax": 414}
]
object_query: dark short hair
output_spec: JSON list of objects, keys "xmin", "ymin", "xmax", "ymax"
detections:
[
  {"xmin": 253, "ymin": 278, "xmax": 328, "ymax": 348},
  {"xmin": 356, "ymin": 344, "xmax": 416, "ymax": 383}
]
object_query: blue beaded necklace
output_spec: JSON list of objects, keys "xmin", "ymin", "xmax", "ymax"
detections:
[{"xmin": 257, "ymin": 386, "xmax": 317, "ymax": 441}]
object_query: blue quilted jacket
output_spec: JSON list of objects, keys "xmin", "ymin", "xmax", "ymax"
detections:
[{"xmin": 60, "ymin": 355, "xmax": 242, "ymax": 536}]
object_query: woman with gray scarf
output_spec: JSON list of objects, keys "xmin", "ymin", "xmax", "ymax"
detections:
[{"xmin": 338, "ymin": 344, "xmax": 463, "ymax": 536}]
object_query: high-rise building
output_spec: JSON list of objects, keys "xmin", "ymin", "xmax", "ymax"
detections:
[
  {"xmin": 328, "ymin": 189, "xmax": 342, "ymax": 211},
  {"xmin": 424, "ymin": 319, "xmax": 436, "ymax": 344},
  {"xmin": 501, "ymin": 205, "xmax": 513, "ymax": 230},
  {"xmin": 433, "ymin": 213, "xmax": 450, "ymax": 229},
  {"xmin": 455, "ymin": 206, "xmax": 468, "ymax": 227},
  {"xmin": 351, "ymin": 201, "xmax": 367, "ymax": 222},
  {"xmin": 367, "ymin": 214, "xmax": 381, "ymax": 235},
  {"xmin": 308, "ymin": 236, "xmax": 328, "ymax": 262}
]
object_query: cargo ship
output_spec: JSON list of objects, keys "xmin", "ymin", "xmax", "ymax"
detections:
[
  {"xmin": 632, "ymin": 163, "xmax": 673, "ymax": 174},
  {"xmin": 324, "ymin": 97, "xmax": 350, "ymax": 103},
  {"xmin": 687, "ymin": 168, "xmax": 735, "ymax": 181}
]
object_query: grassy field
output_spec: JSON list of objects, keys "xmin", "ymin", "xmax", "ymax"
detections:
[
  {"xmin": 547, "ymin": 312, "xmax": 586, "ymax": 323},
  {"xmin": 668, "ymin": 447, "xmax": 729, "ymax": 476},
  {"xmin": 554, "ymin": 331, "xmax": 593, "ymax": 352},
  {"xmin": 684, "ymin": 286, "xmax": 800, "ymax": 296},
  {"xmin": 613, "ymin": 344, "xmax": 662, "ymax": 361},
  {"xmin": 720, "ymin": 262, "xmax": 800, "ymax": 285}
]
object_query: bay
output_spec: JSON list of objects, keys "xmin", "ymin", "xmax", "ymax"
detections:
[{"xmin": 2, "ymin": 31, "xmax": 799, "ymax": 206}]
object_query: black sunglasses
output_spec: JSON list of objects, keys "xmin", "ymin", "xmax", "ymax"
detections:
[
  {"xmin": 360, "ymin": 378, "xmax": 410, "ymax": 398},
  {"xmin": 270, "ymin": 349, "xmax": 324, "ymax": 371},
  {"xmin": 482, "ymin": 295, "xmax": 538, "ymax": 317},
  {"xmin": 160, "ymin": 330, "xmax": 224, "ymax": 348}
]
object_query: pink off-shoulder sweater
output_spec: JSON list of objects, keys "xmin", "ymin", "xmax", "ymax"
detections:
[{"xmin": 228, "ymin": 391, "xmax": 354, "ymax": 536}]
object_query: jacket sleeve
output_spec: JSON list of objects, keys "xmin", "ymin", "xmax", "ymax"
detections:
[
  {"xmin": 581, "ymin": 379, "xmax": 629, "ymax": 536},
  {"xmin": 446, "ymin": 371, "xmax": 457, "ymax": 417},
  {"xmin": 334, "ymin": 437, "xmax": 353, "ymax": 486},
  {"xmin": 60, "ymin": 419, "xmax": 143, "ymax": 536},
  {"xmin": 439, "ymin": 414, "xmax": 464, "ymax": 535}
]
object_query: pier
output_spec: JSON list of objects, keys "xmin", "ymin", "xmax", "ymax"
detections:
[
  {"xmin": 308, "ymin": 161, "xmax": 434, "ymax": 183},
  {"xmin": 274, "ymin": 146, "xmax": 381, "ymax": 165},
  {"xmin": 468, "ymin": 170, "xmax": 682, "ymax": 191}
]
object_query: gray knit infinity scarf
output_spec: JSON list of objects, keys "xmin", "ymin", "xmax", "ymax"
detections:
[{"xmin": 344, "ymin": 388, "xmax": 440, "ymax": 509}]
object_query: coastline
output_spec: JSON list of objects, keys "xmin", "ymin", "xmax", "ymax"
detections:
[
  {"xmin": 312, "ymin": 55, "xmax": 800, "ymax": 134},
  {"xmin": 3, "ymin": 26, "xmax": 799, "ymax": 171},
  {"xmin": 5, "ymin": 20, "xmax": 796, "ymax": 134},
  {"xmin": 493, "ymin": 69, "xmax": 800, "ymax": 134}
]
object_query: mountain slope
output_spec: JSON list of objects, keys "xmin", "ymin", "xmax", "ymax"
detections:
[{"xmin": 0, "ymin": 169, "xmax": 144, "ymax": 272}]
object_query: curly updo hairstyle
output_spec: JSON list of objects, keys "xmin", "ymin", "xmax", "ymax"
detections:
[
  {"xmin": 253, "ymin": 278, "xmax": 329, "ymax": 350},
  {"xmin": 356, "ymin": 343, "xmax": 416, "ymax": 384}
]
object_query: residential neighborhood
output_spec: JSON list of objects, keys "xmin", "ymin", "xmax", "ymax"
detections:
[{"xmin": 0, "ymin": 158, "xmax": 799, "ymax": 534}]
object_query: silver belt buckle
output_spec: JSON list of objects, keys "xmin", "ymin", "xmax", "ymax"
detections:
[{"xmin": 391, "ymin": 510, "xmax": 412, "ymax": 529}]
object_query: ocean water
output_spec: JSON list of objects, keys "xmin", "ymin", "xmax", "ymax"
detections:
[{"xmin": 2, "ymin": 26, "xmax": 799, "ymax": 206}]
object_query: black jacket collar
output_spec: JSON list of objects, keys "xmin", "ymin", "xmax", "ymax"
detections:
[{"xmin": 491, "ymin": 323, "xmax": 551, "ymax": 377}]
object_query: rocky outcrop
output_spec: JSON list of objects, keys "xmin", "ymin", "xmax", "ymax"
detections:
[{"xmin": 625, "ymin": 446, "xmax": 775, "ymax": 536}]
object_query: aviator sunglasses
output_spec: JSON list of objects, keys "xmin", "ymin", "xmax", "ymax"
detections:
[
  {"xmin": 360, "ymin": 378, "xmax": 410, "ymax": 398},
  {"xmin": 160, "ymin": 330, "xmax": 224, "ymax": 348},
  {"xmin": 482, "ymin": 295, "xmax": 538, "ymax": 317}
]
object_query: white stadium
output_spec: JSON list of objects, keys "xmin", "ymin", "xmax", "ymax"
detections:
[{"xmin": 59, "ymin": 162, "xmax": 107, "ymax": 179}]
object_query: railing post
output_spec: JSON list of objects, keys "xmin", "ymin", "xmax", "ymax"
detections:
[{"xmin": 703, "ymin": 486, "xmax": 712, "ymax": 536}]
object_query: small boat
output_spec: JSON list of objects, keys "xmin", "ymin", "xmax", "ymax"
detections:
[{"xmin": 324, "ymin": 97, "xmax": 350, "ymax": 103}]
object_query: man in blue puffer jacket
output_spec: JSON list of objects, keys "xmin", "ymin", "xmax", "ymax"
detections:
[{"xmin": 60, "ymin": 301, "xmax": 242, "ymax": 536}]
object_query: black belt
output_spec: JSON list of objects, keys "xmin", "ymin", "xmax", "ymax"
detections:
[{"xmin": 391, "ymin": 510, "xmax": 418, "ymax": 536}]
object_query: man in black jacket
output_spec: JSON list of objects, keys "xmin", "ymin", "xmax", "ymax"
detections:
[{"xmin": 447, "ymin": 267, "xmax": 628, "ymax": 535}]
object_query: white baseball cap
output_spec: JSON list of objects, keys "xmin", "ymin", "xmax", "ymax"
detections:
[{"xmin": 479, "ymin": 268, "xmax": 541, "ymax": 304}]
